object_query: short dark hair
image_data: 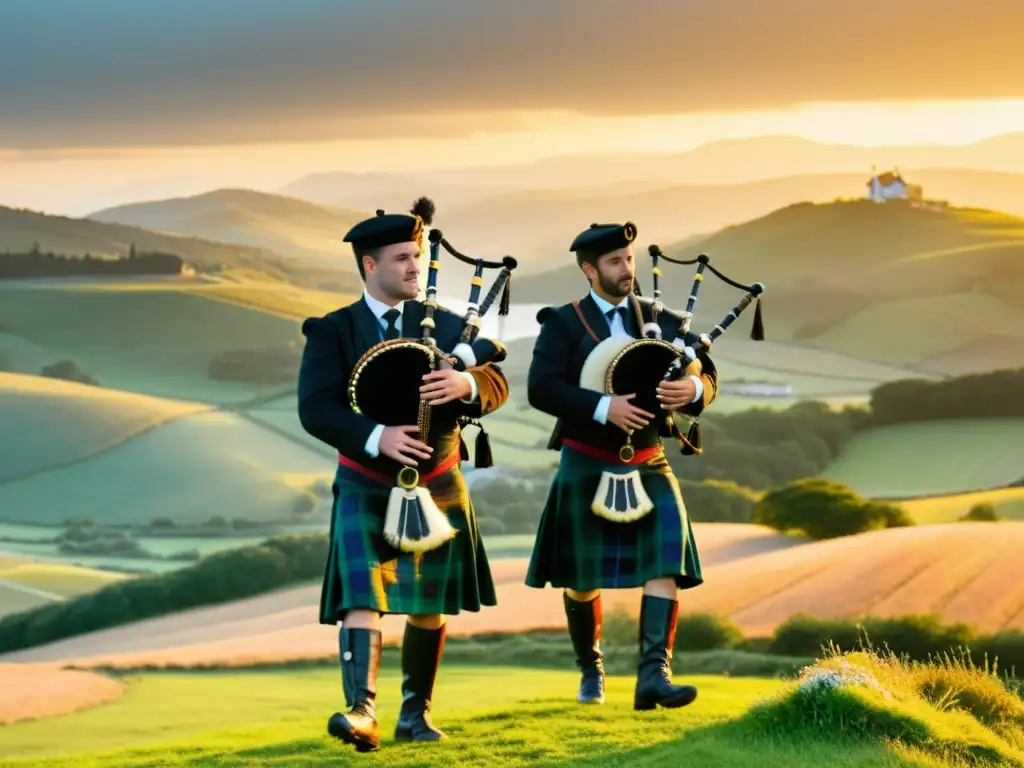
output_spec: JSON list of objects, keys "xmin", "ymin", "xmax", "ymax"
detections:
[{"xmin": 353, "ymin": 244, "xmax": 380, "ymax": 280}]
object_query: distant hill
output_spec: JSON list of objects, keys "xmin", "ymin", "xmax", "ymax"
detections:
[
  {"xmin": 279, "ymin": 133, "xmax": 1024, "ymax": 200},
  {"xmin": 89, "ymin": 189, "xmax": 367, "ymax": 267},
  {"xmin": 0, "ymin": 205, "xmax": 360, "ymax": 291},
  {"xmin": 515, "ymin": 200, "xmax": 1024, "ymax": 373},
  {"xmin": 270, "ymin": 168, "xmax": 1024, "ymax": 274}
]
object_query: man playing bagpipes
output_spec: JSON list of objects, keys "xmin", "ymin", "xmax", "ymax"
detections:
[
  {"xmin": 297, "ymin": 197, "xmax": 511, "ymax": 752},
  {"xmin": 523, "ymin": 221, "xmax": 719, "ymax": 711}
]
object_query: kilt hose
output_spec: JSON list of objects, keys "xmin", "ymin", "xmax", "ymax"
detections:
[
  {"xmin": 525, "ymin": 442, "xmax": 704, "ymax": 592},
  {"xmin": 318, "ymin": 455, "xmax": 497, "ymax": 623}
]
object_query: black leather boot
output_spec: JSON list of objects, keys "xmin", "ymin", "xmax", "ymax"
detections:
[
  {"xmin": 327, "ymin": 627, "xmax": 382, "ymax": 752},
  {"xmin": 394, "ymin": 622, "xmax": 446, "ymax": 742},
  {"xmin": 564, "ymin": 592, "xmax": 605, "ymax": 704},
  {"xmin": 633, "ymin": 595, "xmax": 697, "ymax": 711}
]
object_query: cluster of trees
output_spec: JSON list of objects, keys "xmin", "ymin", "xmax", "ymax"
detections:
[
  {"xmin": 56, "ymin": 523, "xmax": 150, "ymax": 558},
  {"xmin": 0, "ymin": 243, "xmax": 184, "ymax": 279},
  {"xmin": 752, "ymin": 478, "xmax": 913, "ymax": 539},
  {"xmin": 208, "ymin": 343, "xmax": 302, "ymax": 384},
  {"xmin": 0, "ymin": 533, "xmax": 330, "ymax": 654},
  {"xmin": 869, "ymin": 368, "xmax": 1024, "ymax": 425}
]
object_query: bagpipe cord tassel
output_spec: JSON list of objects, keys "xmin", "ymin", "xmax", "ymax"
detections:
[
  {"xmin": 751, "ymin": 296, "xmax": 765, "ymax": 341},
  {"xmin": 499, "ymin": 275, "xmax": 511, "ymax": 316},
  {"xmin": 474, "ymin": 425, "xmax": 494, "ymax": 469}
]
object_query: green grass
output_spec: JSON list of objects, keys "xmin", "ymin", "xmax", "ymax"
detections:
[
  {"xmin": 0, "ymin": 282, "xmax": 305, "ymax": 404},
  {"xmin": 822, "ymin": 419, "xmax": 1024, "ymax": 497},
  {"xmin": 3, "ymin": 650, "xmax": 1022, "ymax": 767}
]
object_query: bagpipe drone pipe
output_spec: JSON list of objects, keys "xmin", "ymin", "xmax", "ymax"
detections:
[{"xmin": 346, "ymin": 200, "xmax": 518, "ymax": 553}]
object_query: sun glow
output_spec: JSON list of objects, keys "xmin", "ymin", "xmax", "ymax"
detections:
[{"xmin": 4, "ymin": 99, "xmax": 1024, "ymax": 216}]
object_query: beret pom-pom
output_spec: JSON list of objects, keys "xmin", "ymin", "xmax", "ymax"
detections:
[{"xmin": 410, "ymin": 196, "xmax": 435, "ymax": 226}]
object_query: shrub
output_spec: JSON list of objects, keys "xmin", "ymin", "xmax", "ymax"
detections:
[
  {"xmin": 752, "ymin": 478, "xmax": 913, "ymax": 539},
  {"xmin": 675, "ymin": 612, "xmax": 744, "ymax": 651},
  {"xmin": 961, "ymin": 503, "xmax": 1001, "ymax": 522}
]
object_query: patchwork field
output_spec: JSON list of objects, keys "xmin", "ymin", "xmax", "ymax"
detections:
[{"xmin": 821, "ymin": 419, "xmax": 1024, "ymax": 497}]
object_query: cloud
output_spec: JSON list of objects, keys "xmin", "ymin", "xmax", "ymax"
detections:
[{"xmin": 2, "ymin": 0, "xmax": 1023, "ymax": 148}]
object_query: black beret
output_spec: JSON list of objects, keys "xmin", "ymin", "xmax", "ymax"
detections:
[
  {"xmin": 343, "ymin": 197, "xmax": 436, "ymax": 250},
  {"xmin": 569, "ymin": 221, "xmax": 637, "ymax": 257}
]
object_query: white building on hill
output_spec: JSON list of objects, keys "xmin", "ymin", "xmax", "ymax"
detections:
[{"xmin": 866, "ymin": 167, "xmax": 923, "ymax": 203}]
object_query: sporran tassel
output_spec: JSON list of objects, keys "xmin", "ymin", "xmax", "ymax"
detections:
[
  {"xmin": 751, "ymin": 296, "xmax": 764, "ymax": 341},
  {"xmin": 383, "ymin": 477, "xmax": 457, "ymax": 554},
  {"xmin": 459, "ymin": 436, "xmax": 470, "ymax": 462}
]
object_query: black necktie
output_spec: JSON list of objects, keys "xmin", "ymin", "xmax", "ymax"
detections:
[{"xmin": 382, "ymin": 308, "xmax": 400, "ymax": 340}]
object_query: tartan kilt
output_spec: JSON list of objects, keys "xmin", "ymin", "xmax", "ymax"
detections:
[
  {"xmin": 318, "ymin": 458, "xmax": 497, "ymax": 623},
  {"xmin": 525, "ymin": 445, "xmax": 703, "ymax": 591}
]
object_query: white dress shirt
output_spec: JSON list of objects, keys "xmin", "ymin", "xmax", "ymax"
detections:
[
  {"xmin": 361, "ymin": 291, "xmax": 480, "ymax": 458},
  {"xmin": 587, "ymin": 289, "xmax": 703, "ymax": 425}
]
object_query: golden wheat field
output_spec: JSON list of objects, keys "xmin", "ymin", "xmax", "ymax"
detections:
[{"xmin": 0, "ymin": 664, "xmax": 124, "ymax": 725}]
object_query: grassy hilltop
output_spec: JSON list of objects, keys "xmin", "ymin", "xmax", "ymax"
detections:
[{"xmin": 515, "ymin": 200, "xmax": 1024, "ymax": 374}]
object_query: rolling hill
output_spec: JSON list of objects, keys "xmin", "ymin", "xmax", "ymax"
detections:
[
  {"xmin": 515, "ymin": 200, "xmax": 1024, "ymax": 373},
  {"xmin": 0, "ymin": 204, "xmax": 361, "ymax": 291},
  {"xmin": 110, "ymin": 169, "xmax": 1024, "ymax": 278},
  {"xmin": 0, "ymin": 372, "xmax": 208, "ymax": 485},
  {"xmin": 0, "ymin": 371, "xmax": 334, "ymax": 532},
  {"xmin": 0, "ymin": 279, "xmax": 314, "ymax": 403},
  {"xmin": 89, "ymin": 189, "xmax": 368, "ymax": 267}
]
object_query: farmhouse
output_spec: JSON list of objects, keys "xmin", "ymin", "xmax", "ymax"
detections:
[{"xmin": 866, "ymin": 167, "xmax": 923, "ymax": 203}]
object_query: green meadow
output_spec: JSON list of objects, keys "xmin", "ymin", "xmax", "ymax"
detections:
[{"xmin": 3, "ymin": 650, "xmax": 1024, "ymax": 767}]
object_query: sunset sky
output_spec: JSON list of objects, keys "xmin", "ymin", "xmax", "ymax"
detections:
[{"xmin": 3, "ymin": 0, "xmax": 1024, "ymax": 214}]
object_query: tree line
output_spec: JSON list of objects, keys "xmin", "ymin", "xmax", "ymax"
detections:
[{"xmin": 0, "ymin": 243, "xmax": 184, "ymax": 279}]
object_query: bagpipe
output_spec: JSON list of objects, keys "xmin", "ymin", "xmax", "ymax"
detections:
[
  {"xmin": 578, "ymin": 243, "xmax": 765, "ymax": 523},
  {"xmin": 346, "ymin": 207, "xmax": 518, "ymax": 554}
]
